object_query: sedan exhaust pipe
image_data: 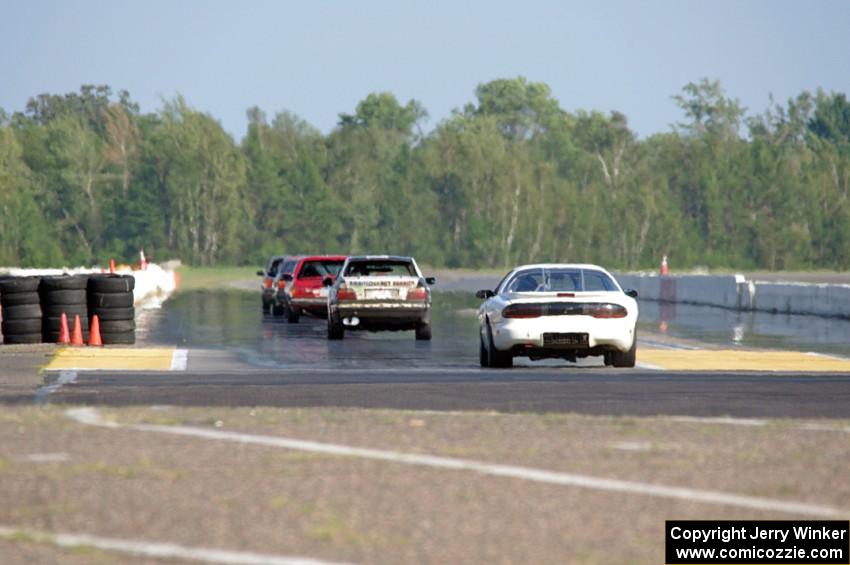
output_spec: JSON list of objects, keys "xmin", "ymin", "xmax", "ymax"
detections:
[{"xmin": 343, "ymin": 316, "xmax": 360, "ymax": 327}]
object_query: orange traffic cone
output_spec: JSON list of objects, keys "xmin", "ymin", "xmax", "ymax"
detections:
[
  {"xmin": 70, "ymin": 315, "xmax": 84, "ymax": 346},
  {"xmin": 88, "ymin": 314, "xmax": 102, "ymax": 347},
  {"xmin": 57, "ymin": 312, "xmax": 70, "ymax": 344},
  {"xmin": 109, "ymin": 259, "xmax": 116, "ymax": 274},
  {"xmin": 660, "ymin": 254, "xmax": 669, "ymax": 276}
]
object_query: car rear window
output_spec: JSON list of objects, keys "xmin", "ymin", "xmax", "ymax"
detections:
[
  {"xmin": 280, "ymin": 260, "xmax": 297, "ymax": 274},
  {"xmin": 344, "ymin": 261, "xmax": 415, "ymax": 277},
  {"xmin": 298, "ymin": 260, "xmax": 344, "ymax": 279},
  {"xmin": 268, "ymin": 258, "xmax": 283, "ymax": 277},
  {"xmin": 503, "ymin": 268, "xmax": 618, "ymax": 292}
]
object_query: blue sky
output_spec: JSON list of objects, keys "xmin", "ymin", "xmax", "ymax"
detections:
[{"xmin": 2, "ymin": 0, "xmax": 849, "ymax": 140}]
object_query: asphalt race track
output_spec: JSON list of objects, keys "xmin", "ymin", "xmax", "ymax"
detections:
[
  {"xmin": 45, "ymin": 367, "xmax": 850, "ymax": 419},
  {"xmin": 40, "ymin": 288, "xmax": 850, "ymax": 418}
]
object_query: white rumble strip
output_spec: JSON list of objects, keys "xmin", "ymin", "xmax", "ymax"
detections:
[
  {"xmin": 67, "ymin": 408, "xmax": 848, "ymax": 518},
  {"xmin": 0, "ymin": 526, "xmax": 349, "ymax": 565},
  {"xmin": 171, "ymin": 349, "xmax": 189, "ymax": 371}
]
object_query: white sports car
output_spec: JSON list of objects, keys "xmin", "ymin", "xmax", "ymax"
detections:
[{"xmin": 476, "ymin": 264, "xmax": 639, "ymax": 368}]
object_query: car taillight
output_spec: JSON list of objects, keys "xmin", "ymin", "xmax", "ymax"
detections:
[
  {"xmin": 264, "ymin": 279, "xmax": 273, "ymax": 289},
  {"xmin": 337, "ymin": 287, "xmax": 357, "ymax": 301},
  {"xmin": 502, "ymin": 303, "xmax": 545, "ymax": 318},
  {"xmin": 407, "ymin": 287, "xmax": 427, "ymax": 300},
  {"xmin": 291, "ymin": 286, "xmax": 308, "ymax": 298},
  {"xmin": 585, "ymin": 303, "xmax": 627, "ymax": 318},
  {"xmin": 502, "ymin": 302, "xmax": 627, "ymax": 318}
]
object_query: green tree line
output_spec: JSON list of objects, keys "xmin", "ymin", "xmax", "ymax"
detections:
[{"xmin": 1, "ymin": 78, "xmax": 849, "ymax": 270}]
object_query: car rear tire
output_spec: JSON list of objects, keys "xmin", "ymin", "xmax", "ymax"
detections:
[
  {"xmin": 327, "ymin": 312, "xmax": 344, "ymax": 340},
  {"xmin": 415, "ymin": 322, "xmax": 431, "ymax": 341},
  {"xmin": 486, "ymin": 324, "xmax": 513, "ymax": 368},
  {"xmin": 611, "ymin": 330, "xmax": 637, "ymax": 368},
  {"xmin": 287, "ymin": 305, "xmax": 300, "ymax": 324},
  {"xmin": 479, "ymin": 333, "xmax": 490, "ymax": 367}
]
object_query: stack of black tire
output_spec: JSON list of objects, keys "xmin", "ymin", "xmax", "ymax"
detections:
[
  {"xmin": 40, "ymin": 275, "xmax": 90, "ymax": 344},
  {"xmin": 88, "ymin": 275, "xmax": 135, "ymax": 344},
  {"xmin": 0, "ymin": 277, "xmax": 43, "ymax": 344}
]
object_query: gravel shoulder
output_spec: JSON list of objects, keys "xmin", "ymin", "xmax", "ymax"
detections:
[{"xmin": 0, "ymin": 406, "xmax": 847, "ymax": 564}]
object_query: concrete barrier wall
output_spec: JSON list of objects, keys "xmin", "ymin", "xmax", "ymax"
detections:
[
  {"xmin": 753, "ymin": 282, "xmax": 850, "ymax": 318},
  {"xmin": 617, "ymin": 274, "xmax": 741, "ymax": 308},
  {"xmin": 616, "ymin": 272, "xmax": 850, "ymax": 319}
]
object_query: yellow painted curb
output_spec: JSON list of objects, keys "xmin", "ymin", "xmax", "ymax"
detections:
[
  {"xmin": 639, "ymin": 348, "xmax": 850, "ymax": 372},
  {"xmin": 46, "ymin": 347, "xmax": 179, "ymax": 371}
]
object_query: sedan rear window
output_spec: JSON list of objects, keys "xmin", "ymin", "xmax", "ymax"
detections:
[
  {"xmin": 344, "ymin": 261, "xmax": 415, "ymax": 277},
  {"xmin": 299, "ymin": 260, "xmax": 344, "ymax": 279},
  {"xmin": 280, "ymin": 260, "xmax": 297, "ymax": 275},
  {"xmin": 268, "ymin": 258, "xmax": 283, "ymax": 277},
  {"xmin": 503, "ymin": 268, "xmax": 618, "ymax": 293}
]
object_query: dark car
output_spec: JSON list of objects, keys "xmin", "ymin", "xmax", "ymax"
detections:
[
  {"xmin": 325, "ymin": 255, "xmax": 435, "ymax": 340},
  {"xmin": 257, "ymin": 255, "xmax": 287, "ymax": 313}
]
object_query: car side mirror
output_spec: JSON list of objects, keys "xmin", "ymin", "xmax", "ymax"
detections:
[
  {"xmin": 625, "ymin": 289, "xmax": 638, "ymax": 298},
  {"xmin": 256, "ymin": 270, "xmax": 265, "ymax": 277},
  {"xmin": 425, "ymin": 276, "xmax": 436, "ymax": 285},
  {"xmin": 322, "ymin": 276, "xmax": 334, "ymax": 287},
  {"xmin": 475, "ymin": 289, "xmax": 495, "ymax": 299},
  {"xmin": 280, "ymin": 273, "xmax": 293, "ymax": 282}
]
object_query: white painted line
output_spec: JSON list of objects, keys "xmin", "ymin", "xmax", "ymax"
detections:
[
  {"xmin": 0, "ymin": 526, "xmax": 348, "ymax": 565},
  {"xmin": 608, "ymin": 441, "xmax": 654, "ymax": 452},
  {"xmin": 635, "ymin": 361, "xmax": 664, "ymax": 370},
  {"xmin": 171, "ymin": 349, "xmax": 188, "ymax": 371},
  {"xmin": 33, "ymin": 371, "xmax": 78, "ymax": 405},
  {"xmin": 66, "ymin": 408, "xmax": 848, "ymax": 518},
  {"xmin": 668, "ymin": 416, "xmax": 769, "ymax": 427},
  {"xmin": 800, "ymin": 422, "xmax": 850, "ymax": 433},
  {"xmin": 22, "ymin": 453, "xmax": 70, "ymax": 463},
  {"xmin": 805, "ymin": 351, "xmax": 850, "ymax": 361},
  {"xmin": 666, "ymin": 415, "xmax": 850, "ymax": 434}
]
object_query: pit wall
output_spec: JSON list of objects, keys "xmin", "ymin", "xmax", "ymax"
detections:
[{"xmin": 615, "ymin": 273, "xmax": 850, "ymax": 319}]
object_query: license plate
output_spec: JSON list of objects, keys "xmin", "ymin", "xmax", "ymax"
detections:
[
  {"xmin": 318, "ymin": 288, "xmax": 328, "ymax": 297},
  {"xmin": 543, "ymin": 332, "xmax": 589, "ymax": 348},
  {"xmin": 365, "ymin": 289, "xmax": 398, "ymax": 299}
]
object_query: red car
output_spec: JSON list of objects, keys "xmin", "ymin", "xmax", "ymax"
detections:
[{"xmin": 273, "ymin": 255, "xmax": 347, "ymax": 322}]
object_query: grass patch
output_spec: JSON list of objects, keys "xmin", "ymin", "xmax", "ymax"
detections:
[{"xmin": 176, "ymin": 266, "xmax": 258, "ymax": 291}]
